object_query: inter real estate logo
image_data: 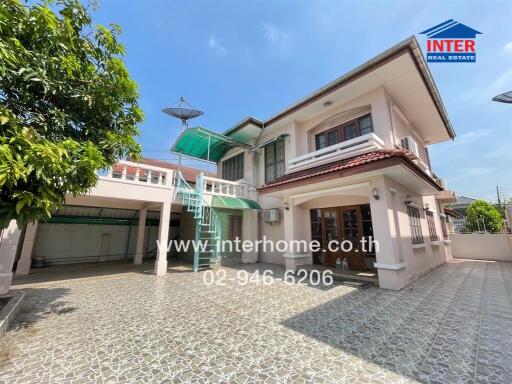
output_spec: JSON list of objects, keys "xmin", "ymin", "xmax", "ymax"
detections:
[{"xmin": 420, "ymin": 19, "xmax": 482, "ymax": 63}]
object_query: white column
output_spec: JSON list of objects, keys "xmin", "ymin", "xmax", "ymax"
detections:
[
  {"xmin": 16, "ymin": 222, "xmax": 38, "ymax": 276},
  {"xmin": 282, "ymin": 199, "xmax": 312, "ymax": 271},
  {"xmin": 368, "ymin": 176, "xmax": 406, "ymax": 290},
  {"xmin": 0, "ymin": 220, "xmax": 22, "ymax": 294},
  {"xmin": 155, "ymin": 201, "xmax": 171, "ymax": 276},
  {"xmin": 134, "ymin": 208, "xmax": 147, "ymax": 265},
  {"xmin": 241, "ymin": 209, "xmax": 258, "ymax": 263}
]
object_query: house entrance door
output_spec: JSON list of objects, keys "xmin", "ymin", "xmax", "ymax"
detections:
[
  {"xmin": 339, "ymin": 206, "xmax": 365, "ymax": 271},
  {"xmin": 317, "ymin": 206, "xmax": 366, "ymax": 271}
]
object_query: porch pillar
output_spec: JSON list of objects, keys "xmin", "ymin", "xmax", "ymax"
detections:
[
  {"xmin": 16, "ymin": 221, "xmax": 38, "ymax": 276},
  {"xmin": 282, "ymin": 199, "xmax": 312, "ymax": 271},
  {"xmin": 155, "ymin": 201, "xmax": 171, "ymax": 276},
  {"xmin": 0, "ymin": 220, "xmax": 22, "ymax": 294},
  {"xmin": 241, "ymin": 209, "xmax": 258, "ymax": 263},
  {"xmin": 134, "ymin": 208, "xmax": 147, "ymax": 265},
  {"xmin": 368, "ymin": 176, "xmax": 406, "ymax": 290}
]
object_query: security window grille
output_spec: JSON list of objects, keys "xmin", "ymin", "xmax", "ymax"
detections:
[
  {"xmin": 440, "ymin": 215, "xmax": 448, "ymax": 240},
  {"xmin": 265, "ymin": 139, "xmax": 285, "ymax": 183},
  {"xmin": 426, "ymin": 211, "xmax": 438, "ymax": 241},
  {"xmin": 315, "ymin": 113, "xmax": 373, "ymax": 150},
  {"xmin": 222, "ymin": 153, "xmax": 244, "ymax": 181},
  {"xmin": 228, "ymin": 216, "xmax": 242, "ymax": 240},
  {"xmin": 407, "ymin": 206, "xmax": 424, "ymax": 245}
]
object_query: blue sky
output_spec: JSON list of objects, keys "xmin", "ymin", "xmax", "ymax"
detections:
[{"xmin": 91, "ymin": 0, "xmax": 512, "ymax": 202}]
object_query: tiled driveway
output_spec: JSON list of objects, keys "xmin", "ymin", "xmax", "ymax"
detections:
[{"xmin": 1, "ymin": 259, "xmax": 511, "ymax": 383}]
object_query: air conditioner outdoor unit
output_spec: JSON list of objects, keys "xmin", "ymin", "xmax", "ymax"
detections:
[
  {"xmin": 263, "ymin": 209, "xmax": 280, "ymax": 223},
  {"xmin": 400, "ymin": 136, "xmax": 420, "ymax": 157}
]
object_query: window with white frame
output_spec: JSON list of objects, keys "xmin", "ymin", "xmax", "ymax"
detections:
[
  {"xmin": 426, "ymin": 210, "xmax": 438, "ymax": 241},
  {"xmin": 407, "ymin": 206, "xmax": 424, "ymax": 245},
  {"xmin": 222, "ymin": 153, "xmax": 244, "ymax": 181}
]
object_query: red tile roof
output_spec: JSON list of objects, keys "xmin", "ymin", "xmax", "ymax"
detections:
[
  {"xmin": 113, "ymin": 157, "xmax": 215, "ymax": 183},
  {"xmin": 257, "ymin": 149, "xmax": 434, "ymax": 192}
]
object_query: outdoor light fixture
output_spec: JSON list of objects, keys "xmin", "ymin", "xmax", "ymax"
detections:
[
  {"xmin": 323, "ymin": 100, "xmax": 333, "ymax": 107},
  {"xmin": 424, "ymin": 202, "xmax": 431, "ymax": 211},
  {"xmin": 372, "ymin": 187, "xmax": 380, "ymax": 200},
  {"xmin": 404, "ymin": 195, "xmax": 412, "ymax": 206},
  {"xmin": 283, "ymin": 202, "xmax": 290, "ymax": 211},
  {"xmin": 492, "ymin": 90, "xmax": 512, "ymax": 104}
]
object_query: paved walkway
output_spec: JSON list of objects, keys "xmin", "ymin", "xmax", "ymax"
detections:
[{"xmin": 1, "ymin": 259, "xmax": 511, "ymax": 383}]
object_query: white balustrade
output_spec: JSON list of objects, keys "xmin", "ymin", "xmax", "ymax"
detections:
[
  {"xmin": 98, "ymin": 160, "xmax": 174, "ymax": 189},
  {"xmin": 288, "ymin": 133, "xmax": 385, "ymax": 172},
  {"xmin": 202, "ymin": 176, "xmax": 246, "ymax": 198}
]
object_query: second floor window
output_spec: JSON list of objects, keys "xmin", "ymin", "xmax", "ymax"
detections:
[
  {"xmin": 222, "ymin": 153, "xmax": 244, "ymax": 181},
  {"xmin": 426, "ymin": 210, "xmax": 438, "ymax": 241},
  {"xmin": 265, "ymin": 139, "xmax": 285, "ymax": 183},
  {"xmin": 315, "ymin": 113, "xmax": 373, "ymax": 150},
  {"xmin": 407, "ymin": 206, "xmax": 424, "ymax": 245}
]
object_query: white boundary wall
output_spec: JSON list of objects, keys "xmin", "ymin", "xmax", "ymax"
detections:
[{"xmin": 451, "ymin": 233, "xmax": 512, "ymax": 262}]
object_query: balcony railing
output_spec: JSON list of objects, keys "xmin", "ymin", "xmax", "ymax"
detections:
[
  {"xmin": 288, "ymin": 133, "xmax": 385, "ymax": 172},
  {"xmin": 97, "ymin": 160, "xmax": 174, "ymax": 189},
  {"xmin": 201, "ymin": 176, "xmax": 247, "ymax": 198}
]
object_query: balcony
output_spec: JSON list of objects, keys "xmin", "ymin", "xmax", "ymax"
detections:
[
  {"xmin": 97, "ymin": 160, "xmax": 175, "ymax": 189},
  {"xmin": 200, "ymin": 176, "xmax": 248, "ymax": 198},
  {"xmin": 288, "ymin": 133, "xmax": 385, "ymax": 172}
]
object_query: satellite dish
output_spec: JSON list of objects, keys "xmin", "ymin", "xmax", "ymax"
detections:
[{"xmin": 162, "ymin": 97, "xmax": 204, "ymax": 130}]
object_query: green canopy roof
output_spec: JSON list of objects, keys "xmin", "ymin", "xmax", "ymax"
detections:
[
  {"xmin": 171, "ymin": 127, "xmax": 250, "ymax": 162},
  {"xmin": 212, "ymin": 196, "xmax": 261, "ymax": 210}
]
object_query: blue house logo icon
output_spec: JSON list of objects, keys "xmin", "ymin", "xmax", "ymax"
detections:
[{"xmin": 420, "ymin": 20, "xmax": 482, "ymax": 63}]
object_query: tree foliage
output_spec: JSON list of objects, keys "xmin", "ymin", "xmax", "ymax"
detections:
[
  {"xmin": 0, "ymin": 0, "xmax": 142, "ymax": 228},
  {"xmin": 466, "ymin": 200, "xmax": 503, "ymax": 233}
]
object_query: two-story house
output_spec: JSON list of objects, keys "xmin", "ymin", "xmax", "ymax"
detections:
[
  {"xmin": 2, "ymin": 36, "xmax": 457, "ymax": 293},
  {"xmin": 172, "ymin": 36, "xmax": 457, "ymax": 290}
]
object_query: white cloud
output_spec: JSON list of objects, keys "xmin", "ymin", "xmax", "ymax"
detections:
[
  {"xmin": 261, "ymin": 22, "xmax": 290, "ymax": 50},
  {"xmin": 208, "ymin": 35, "xmax": 227, "ymax": 56},
  {"xmin": 502, "ymin": 41, "xmax": 512, "ymax": 55}
]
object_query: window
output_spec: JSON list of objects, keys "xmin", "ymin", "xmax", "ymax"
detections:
[
  {"xmin": 426, "ymin": 211, "xmax": 438, "ymax": 241},
  {"xmin": 440, "ymin": 215, "xmax": 448, "ymax": 240},
  {"xmin": 315, "ymin": 113, "xmax": 373, "ymax": 150},
  {"xmin": 343, "ymin": 123, "xmax": 357, "ymax": 141},
  {"xmin": 407, "ymin": 206, "xmax": 423, "ymax": 245},
  {"xmin": 222, "ymin": 153, "xmax": 244, "ymax": 181},
  {"xmin": 228, "ymin": 215, "xmax": 242, "ymax": 240},
  {"xmin": 359, "ymin": 114, "xmax": 373, "ymax": 135},
  {"xmin": 265, "ymin": 139, "xmax": 285, "ymax": 183}
]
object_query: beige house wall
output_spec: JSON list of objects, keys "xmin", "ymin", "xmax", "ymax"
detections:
[{"xmin": 451, "ymin": 234, "xmax": 512, "ymax": 261}]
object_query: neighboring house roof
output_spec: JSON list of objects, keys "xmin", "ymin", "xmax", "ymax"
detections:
[
  {"xmin": 444, "ymin": 208, "xmax": 464, "ymax": 219},
  {"xmin": 227, "ymin": 36, "xmax": 455, "ymax": 144},
  {"xmin": 114, "ymin": 157, "xmax": 214, "ymax": 183},
  {"xmin": 257, "ymin": 149, "xmax": 442, "ymax": 193},
  {"xmin": 453, "ymin": 195, "xmax": 477, "ymax": 206},
  {"xmin": 419, "ymin": 19, "xmax": 482, "ymax": 39}
]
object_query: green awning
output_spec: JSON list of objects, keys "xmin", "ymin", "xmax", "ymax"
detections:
[
  {"xmin": 171, "ymin": 127, "xmax": 250, "ymax": 162},
  {"xmin": 212, "ymin": 196, "xmax": 261, "ymax": 210}
]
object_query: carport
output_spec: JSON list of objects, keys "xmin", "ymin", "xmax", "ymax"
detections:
[{"xmin": 24, "ymin": 205, "xmax": 181, "ymax": 267}]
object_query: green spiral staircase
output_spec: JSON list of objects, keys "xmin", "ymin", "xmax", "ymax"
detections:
[{"xmin": 176, "ymin": 171, "xmax": 222, "ymax": 271}]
